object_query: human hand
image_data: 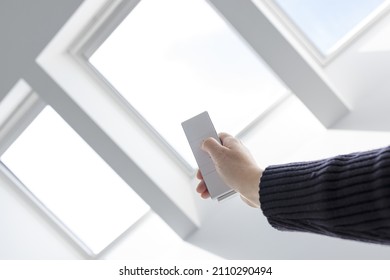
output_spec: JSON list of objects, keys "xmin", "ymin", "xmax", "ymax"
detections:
[{"xmin": 196, "ymin": 132, "xmax": 262, "ymax": 208}]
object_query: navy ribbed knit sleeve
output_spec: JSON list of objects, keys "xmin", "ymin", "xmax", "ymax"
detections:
[{"xmin": 260, "ymin": 146, "xmax": 390, "ymax": 244}]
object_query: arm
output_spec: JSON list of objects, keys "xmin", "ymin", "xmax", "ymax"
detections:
[
  {"xmin": 197, "ymin": 133, "xmax": 390, "ymax": 245},
  {"xmin": 260, "ymin": 146, "xmax": 390, "ymax": 245}
]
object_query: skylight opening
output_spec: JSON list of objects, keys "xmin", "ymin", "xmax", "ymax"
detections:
[
  {"xmin": 269, "ymin": 0, "xmax": 387, "ymax": 56},
  {"xmin": 0, "ymin": 106, "xmax": 150, "ymax": 255},
  {"xmin": 89, "ymin": 0, "xmax": 289, "ymax": 169}
]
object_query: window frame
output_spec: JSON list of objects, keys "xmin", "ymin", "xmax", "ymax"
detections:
[
  {"xmin": 258, "ymin": 0, "xmax": 390, "ymax": 65},
  {"xmin": 1, "ymin": 103, "xmax": 152, "ymax": 257},
  {"xmin": 0, "ymin": 161, "xmax": 97, "ymax": 256},
  {"xmin": 31, "ymin": 0, "xmax": 355, "ymax": 253},
  {"xmin": 0, "ymin": 80, "xmax": 45, "ymax": 157},
  {"xmin": 0, "ymin": 83, "xmax": 153, "ymax": 258},
  {"xmin": 0, "ymin": 83, "xmax": 95, "ymax": 255},
  {"xmin": 70, "ymin": 0, "xmax": 291, "ymax": 173}
]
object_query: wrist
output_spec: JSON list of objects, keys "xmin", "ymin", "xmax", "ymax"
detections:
[{"xmin": 241, "ymin": 167, "xmax": 262, "ymax": 208}]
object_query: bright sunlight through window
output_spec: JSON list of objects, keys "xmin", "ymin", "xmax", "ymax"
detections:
[
  {"xmin": 90, "ymin": 0, "xmax": 289, "ymax": 169},
  {"xmin": 272, "ymin": 0, "xmax": 386, "ymax": 55},
  {"xmin": 1, "ymin": 106, "xmax": 149, "ymax": 255}
]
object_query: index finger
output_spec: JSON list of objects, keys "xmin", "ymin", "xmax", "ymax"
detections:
[
  {"xmin": 218, "ymin": 132, "xmax": 232, "ymax": 139},
  {"xmin": 218, "ymin": 132, "xmax": 235, "ymax": 145}
]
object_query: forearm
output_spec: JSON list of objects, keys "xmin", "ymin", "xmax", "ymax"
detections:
[{"xmin": 260, "ymin": 146, "xmax": 390, "ymax": 245}]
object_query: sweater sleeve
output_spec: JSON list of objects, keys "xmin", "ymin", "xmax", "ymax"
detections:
[{"xmin": 260, "ymin": 146, "xmax": 390, "ymax": 245}]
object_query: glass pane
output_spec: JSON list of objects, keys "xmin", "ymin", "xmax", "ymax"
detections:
[
  {"xmin": 1, "ymin": 106, "xmax": 149, "ymax": 254},
  {"xmin": 90, "ymin": 0, "xmax": 288, "ymax": 168},
  {"xmin": 273, "ymin": 0, "xmax": 385, "ymax": 54}
]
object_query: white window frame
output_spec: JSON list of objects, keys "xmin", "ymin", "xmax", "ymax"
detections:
[
  {"xmin": 0, "ymin": 80, "xmax": 45, "ymax": 157},
  {"xmin": 70, "ymin": 0, "xmax": 291, "ymax": 173},
  {"xmin": 258, "ymin": 0, "xmax": 390, "ymax": 65},
  {"xmin": 1, "ymin": 102, "xmax": 154, "ymax": 258},
  {"xmin": 0, "ymin": 83, "xmax": 97, "ymax": 256},
  {"xmin": 36, "ymin": 0, "xmax": 203, "ymax": 243},
  {"xmin": 0, "ymin": 82, "xmax": 152, "ymax": 258},
  {"xmin": 0, "ymin": 1, "xmax": 201, "ymax": 257},
  {"xmin": 71, "ymin": 0, "xmax": 199, "ymax": 173},
  {"xmin": 0, "ymin": 162, "xmax": 97, "ymax": 257}
]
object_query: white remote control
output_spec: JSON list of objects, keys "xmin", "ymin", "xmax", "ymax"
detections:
[{"xmin": 182, "ymin": 111, "xmax": 236, "ymax": 201}]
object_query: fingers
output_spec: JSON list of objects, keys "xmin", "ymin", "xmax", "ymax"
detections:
[
  {"xmin": 196, "ymin": 180, "xmax": 207, "ymax": 193},
  {"xmin": 200, "ymin": 191, "xmax": 210, "ymax": 199},
  {"xmin": 218, "ymin": 132, "xmax": 241, "ymax": 148},
  {"xmin": 197, "ymin": 132, "xmax": 235, "ymax": 201},
  {"xmin": 218, "ymin": 132, "xmax": 234, "ymax": 144},
  {"xmin": 202, "ymin": 132, "xmax": 236, "ymax": 154},
  {"xmin": 196, "ymin": 169, "xmax": 203, "ymax": 180},
  {"xmin": 201, "ymin": 137, "xmax": 222, "ymax": 153},
  {"xmin": 196, "ymin": 180, "xmax": 210, "ymax": 199}
]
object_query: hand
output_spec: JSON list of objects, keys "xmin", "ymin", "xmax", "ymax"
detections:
[{"xmin": 196, "ymin": 132, "xmax": 262, "ymax": 208}]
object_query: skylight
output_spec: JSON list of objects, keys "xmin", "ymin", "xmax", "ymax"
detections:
[
  {"xmin": 89, "ymin": 0, "xmax": 289, "ymax": 169},
  {"xmin": 271, "ymin": 0, "xmax": 386, "ymax": 55},
  {"xmin": 1, "ymin": 106, "xmax": 149, "ymax": 255}
]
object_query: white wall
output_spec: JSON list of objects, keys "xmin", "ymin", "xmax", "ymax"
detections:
[
  {"xmin": 325, "ymin": 9, "xmax": 390, "ymax": 132},
  {"xmin": 99, "ymin": 212, "xmax": 221, "ymax": 260}
]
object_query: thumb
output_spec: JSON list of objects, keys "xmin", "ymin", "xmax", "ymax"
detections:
[{"xmin": 201, "ymin": 137, "xmax": 225, "ymax": 161}]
